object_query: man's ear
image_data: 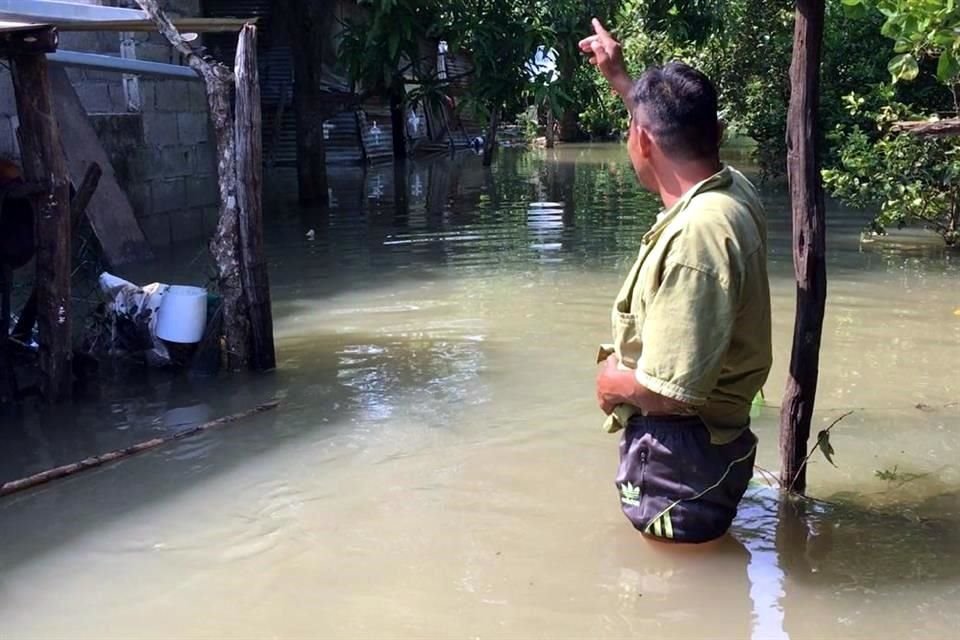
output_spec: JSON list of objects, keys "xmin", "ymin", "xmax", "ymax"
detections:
[
  {"xmin": 637, "ymin": 126, "xmax": 654, "ymax": 157},
  {"xmin": 717, "ymin": 118, "xmax": 727, "ymax": 145}
]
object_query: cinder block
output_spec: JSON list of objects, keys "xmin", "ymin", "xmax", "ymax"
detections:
[
  {"xmin": 142, "ymin": 111, "xmax": 179, "ymax": 146},
  {"xmin": 188, "ymin": 81, "xmax": 209, "ymax": 112},
  {"xmin": 194, "ymin": 142, "xmax": 216, "ymax": 176},
  {"xmin": 185, "ymin": 175, "xmax": 218, "ymax": 208},
  {"xmin": 140, "ymin": 214, "xmax": 172, "ymax": 248},
  {"xmin": 202, "ymin": 205, "xmax": 220, "ymax": 236},
  {"xmin": 139, "ymin": 80, "xmax": 156, "ymax": 111},
  {"xmin": 151, "ymin": 178, "xmax": 187, "ymax": 213},
  {"xmin": 177, "ymin": 112, "xmax": 209, "ymax": 144},
  {"xmin": 59, "ymin": 31, "xmax": 101, "ymax": 52},
  {"xmin": 138, "ymin": 42, "xmax": 172, "ymax": 64},
  {"xmin": 155, "ymin": 80, "xmax": 191, "ymax": 112},
  {"xmin": 171, "ymin": 207, "xmax": 205, "ymax": 243},
  {"xmin": 75, "ymin": 83, "xmax": 113, "ymax": 114},
  {"xmin": 108, "ymin": 83, "xmax": 130, "ymax": 113},
  {"xmin": 159, "ymin": 146, "xmax": 195, "ymax": 178}
]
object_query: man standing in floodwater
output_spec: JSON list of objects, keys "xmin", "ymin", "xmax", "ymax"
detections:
[{"xmin": 582, "ymin": 19, "xmax": 772, "ymax": 543}]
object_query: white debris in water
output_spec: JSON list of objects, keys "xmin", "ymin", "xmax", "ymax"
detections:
[{"xmin": 58, "ymin": 305, "xmax": 66, "ymax": 324}]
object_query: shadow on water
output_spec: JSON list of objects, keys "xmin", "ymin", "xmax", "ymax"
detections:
[{"xmin": 0, "ymin": 327, "xmax": 487, "ymax": 574}]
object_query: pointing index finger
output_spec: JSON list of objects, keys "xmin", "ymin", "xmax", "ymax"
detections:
[{"xmin": 592, "ymin": 18, "xmax": 614, "ymax": 45}]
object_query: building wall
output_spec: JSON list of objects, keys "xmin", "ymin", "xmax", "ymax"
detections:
[{"xmin": 0, "ymin": 0, "xmax": 219, "ymax": 250}]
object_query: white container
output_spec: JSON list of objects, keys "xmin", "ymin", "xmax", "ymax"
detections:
[{"xmin": 156, "ymin": 285, "xmax": 207, "ymax": 344}]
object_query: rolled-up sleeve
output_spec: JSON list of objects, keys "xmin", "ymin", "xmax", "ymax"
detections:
[{"xmin": 636, "ymin": 261, "xmax": 735, "ymax": 405}]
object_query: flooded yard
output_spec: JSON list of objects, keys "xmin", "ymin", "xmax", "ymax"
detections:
[{"xmin": 1, "ymin": 145, "xmax": 959, "ymax": 639}]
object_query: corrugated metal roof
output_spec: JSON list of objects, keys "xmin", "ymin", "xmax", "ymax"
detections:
[{"xmin": 324, "ymin": 109, "xmax": 363, "ymax": 165}]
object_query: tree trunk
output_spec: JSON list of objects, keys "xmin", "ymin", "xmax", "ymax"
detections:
[
  {"xmin": 278, "ymin": 0, "xmax": 331, "ymax": 206},
  {"xmin": 235, "ymin": 24, "xmax": 276, "ymax": 372},
  {"xmin": 482, "ymin": 106, "xmax": 500, "ymax": 167},
  {"xmin": 559, "ymin": 107, "xmax": 579, "ymax": 142},
  {"xmin": 134, "ymin": 0, "xmax": 249, "ymax": 371},
  {"xmin": 390, "ymin": 81, "xmax": 407, "ymax": 159},
  {"xmin": 780, "ymin": 0, "xmax": 827, "ymax": 494},
  {"xmin": 545, "ymin": 108, "xmax": 556, "ymax": 148},
  {"xmin": 206, "ymin": 76, "xmax": 248, "ymax": 371},
  {"xmin": 10, "ymin": 50, "xmax": 73, "ymax": 402}
]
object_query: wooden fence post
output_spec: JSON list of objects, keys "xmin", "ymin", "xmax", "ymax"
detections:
[
  {"xmin": 235, "ymin": 24, "xmax": 276, "ymax": 371},
  {"xmin": 780, "ymin": 0, "xmax": 828, "ymax": 494},
  {"xmin": 8, "ymin": 29, "xmax": 73, "ymax": 402}
]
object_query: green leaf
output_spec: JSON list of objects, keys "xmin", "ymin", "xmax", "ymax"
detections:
[
  {"xmin": 817, "ymin": 430, "xmax": 837, "ymax": 467},
  {"xmin": 889, "ymin": 53, "xmax": 920, "ymax": 82},
  {"xmin": 938, "ymin": 50, "xmax": 960, "ymax": 82},
  {"xmin": 388, "ymin": 31, "xmax": 401, "ymax": 60},
  {"xmin": 839, "ymin": 0, "xmax": 862, "ymax": 5}
]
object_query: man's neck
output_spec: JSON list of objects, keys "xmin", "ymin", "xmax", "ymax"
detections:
[{"xmin": 657, "ymin": 159, "xmax": 723, "ymax": 209}]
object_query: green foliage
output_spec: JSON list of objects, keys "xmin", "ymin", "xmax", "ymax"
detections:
[
  {"xmin": 842, "ymin": 0, "xmax": 960, "ymax": 84},
  {"xmin": 339, "ymin": 0, "xmax": 443, "ymax": 95},
  {"xmin": 823, "ymin": 88, "xmax": 960, "ymax": 245},
  {"xmin": 823, "ymin": 1, "xmax": 960, "ymax": 245}
]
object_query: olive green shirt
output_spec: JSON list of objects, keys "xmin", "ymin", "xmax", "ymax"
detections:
[{"xmin": 608, "ymin": 165, "xmax": 772, "ymax": 444}]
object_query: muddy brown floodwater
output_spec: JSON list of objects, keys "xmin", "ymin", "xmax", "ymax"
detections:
[{"xmin": 1, "ymin": 145, "xmax": 959, "ymax": 639}]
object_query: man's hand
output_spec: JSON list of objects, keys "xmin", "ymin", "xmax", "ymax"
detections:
[
  {"xmin": 596, "ymin": 353, "xmax": 633, "ymax": 415},
  {"xmin": 578, "ymin": 18, "xmax": 632, "ymax": 99},
  {"xmin": 596, "ymin": 353, "xmax": 694, "ymax": 416}
]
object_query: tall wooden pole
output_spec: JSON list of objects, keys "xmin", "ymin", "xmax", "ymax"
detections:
[
  {"xmin": 235, "ymin": 25, "xmax": 276, "ymax": 371},
  {"xmin": 9, "ymin": 29, "xmax": 73, "ymax": 402},
  {"xmin": 780, "ymin": 0, "xmax": 827, "ymax": 494}
]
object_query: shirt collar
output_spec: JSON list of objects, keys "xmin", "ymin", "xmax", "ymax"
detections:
[{"xmin": 643, "ymin": 165, "xmax": 732, "ymax": 245}]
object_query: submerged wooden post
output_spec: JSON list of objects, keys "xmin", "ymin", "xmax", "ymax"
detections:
[
  {"xmin": 235, "ymin": 24, "xmax": 276, "ymax": 371},
  {"xmin": 545, "ymin": 109, "xmax": 556, "ymax": 148},
  {"xmin": 482, "ymin": 106, "xmax": 500, "ymax": 167},
  {"xmin": 7, "ymin": 27, "xmax": 73, "ymax": 402},
  {"xmin": 780, "ymin": 0, "xmax": 828, "ymax": 494}
]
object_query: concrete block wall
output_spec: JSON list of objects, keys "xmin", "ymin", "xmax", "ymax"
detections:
[{"xmin": 0, "ymin": 0, "xmax": 220, "ymax": 252}]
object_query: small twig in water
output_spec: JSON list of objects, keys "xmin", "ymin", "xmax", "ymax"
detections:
[
  {"xmin": 753, "ymin": 463, "xmax": 781, "ymax": 488},
  {"xmin": 787, "ymin": 410, "xmax": 855, "ymax": 493}
]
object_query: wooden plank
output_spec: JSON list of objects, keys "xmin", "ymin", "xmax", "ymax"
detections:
[
  {"xmin": 780, "ymin": 0, "xmax": 828, "ymax": 494},
  {"xmin": 10, "ymin": 52, "xmax": 72, "ymax": 402},
  {"xmin": 48, "ymin": 65, "xmax": 153, "ymax": 266},
  {"xmin": 235, "ymin": 24, "xmax": 275, "ymax": 371},
  {"xmin": 53, "ymin": 18, "xmax": 256, "ymax": 33},
  {"xmin": 0, "ymin": 24, "xmax": 58, "ymax": 55},
  {"xmin": 892, "ymin": 118, "xmax": 960, "ymax": 138}
]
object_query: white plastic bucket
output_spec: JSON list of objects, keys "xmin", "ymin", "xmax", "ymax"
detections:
[{"xmin": 156, "ymin": 285, "xmax": 207, "ymax": 344}]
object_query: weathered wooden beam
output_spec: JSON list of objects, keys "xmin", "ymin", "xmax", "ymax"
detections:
[
  {"xmin": 235, "ymin": 24, "xmax": 275, "ymax": 372},
  {"xmin": 53, "ymin": 18, "xmax": 256, "ymax": 33},
  {"xmin": 892, "ymin": 118, "xmax": 960, "ymax": 138},
  {"xmin": 0, "ymin": 25, "xmax": 58, "ymax": 56},
  {"xmin": 10, "ymin": 52, "xmax": 72, "ymax": 402},
  {"xmin": 11, "ymin": 163, "xmax": 100, "ymax": 346},
  {"xmin": 780, "ymin": 0, "xmax": 828, "ymax": 494}
]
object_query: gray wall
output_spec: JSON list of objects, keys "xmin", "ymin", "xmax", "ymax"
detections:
[{"xmin": 0, "ymin": 0, "xmax": 220, "ymax": 251}]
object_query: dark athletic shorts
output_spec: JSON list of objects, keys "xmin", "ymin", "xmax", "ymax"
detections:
[{"xmin": 615, "ymin": 415, "xmax": 757, "ymax": 543}]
